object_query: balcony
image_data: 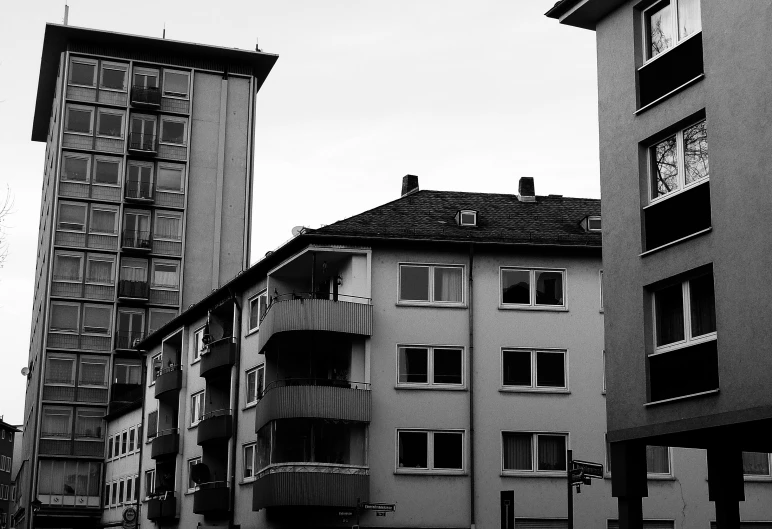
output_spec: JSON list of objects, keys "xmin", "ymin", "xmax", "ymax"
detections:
[
  {"xmin": 147, "ymin": 492, "xmax": 176, "ymax": 521},
  {"xmin": 124, "ymin": 181, "xmax": 153, "ymax": 202},
  {"xmin": 108, "ymin": 383, "xmax": 142, "ymax": 414},
  {"xmin": 197, "ymin": 410, "xmax": 232, "ymax": 446},
  {"xmin": 151, "ymin": 429, "xmax": 180, "ymax": 459},
  {"xmin": 193, "ymin": 482, "xmax": 230, "ymax": 517},
  {"xmin": 253, "ymin": 465, "xmax": 368, "ymax": 510},
  {"xmin": 257, "ymin": 296, "xmax": 373, "ymax": 354},
  {"xmin": 154, "ymin": 365, "xmax": 182, "ymax": 398},
  {"xmin": 38, "ymin": 438, "xmax": 104, "ymax": 457},
  {"xmin": 118, "ymin": 279, "xmax": 149, "ymax": 300},
  {"xmin": 130, "ymin": 85, "xmax": 162, "ymax": 107},
  {"xmin": 128, "ymin": 132, "xmax": 157, "ymax": 155},
  {"xmin": 256, "ymin": 379, "xmax": 371, "ymax": 432},
  {"xmin": 121, "ymin": 230, "xmax": 152, "ymax": 251},
  {"xmin": 200, "ymin": 338, "xmax": 236, "ymax": 378}
]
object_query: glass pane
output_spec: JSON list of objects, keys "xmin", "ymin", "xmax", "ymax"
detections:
[
  {"xmin": 164, "ymin": 72, "xmax": 189, "ymax": 96},
  {"xmin": 154, "ymin": 216, "xmax": 181, "ymax": 240},
  {"xmin": 152, "ymin": 263, "xmax": 178, "ymax": 288},
  {"xmin": 46, "ymin": 357, "xmax": 74, "ymax": 384},
  {"xmin": 80, "ymin": 360, "xmax": 107, "ymax": 386},
  {"xmin": 59, "ymin": 204, "xmax": 86, "ymax": 231},
  {"xmin": 87, "ymin": 259, "xmax": 114, "ymax": 284},
  {"xmin": 102, "ymin": 67, "xmax": 126, "ymax": 90},
  {"xmin": 400, "ymin": 266, "xmax": 429, "ymax": 301},
  {"xmin": 42, "ymin": 407, "xmax": 72, "ymax": 437},
  {"xmin": 54, "ymin": 255, "xmax": 81, "ymax": 281},
  {"xmin": 646, "ymin": 445, "xmax": 670, "ymax": 474},
  {"xmin": 690, "ymin": 274, "xmax": 716, "ymax": 337},
  {"xmin": 433, "ymin": 348, "xmax": 462, "ymax": 385},
  {"xmin": 94, "ymin": 160, "xmax": 120, "ymax": 185},
  {"xmin": 536, "ymin": 352, "xmax": 565, "ymax": 388},
  {"xmin": 244, "ymin": 447, "xmax": 254, "ymax": 478},
  {"xmin": 70, "ymin": 62, "xmax": 95, "ymax": 86},
  {"xmin": 743, "ymin": 452, "xmax": 770, "ymax": 476},
  {"xmin": 683, "ymin": 121, "xmax": 709, "ymax": 185},
  {"xmin": 398, "ymin": 431, "xmax": 427, "ymax": 468},
  {"xmin": 652, "ymin": 136, "xmax": 679, "ymax": 198},
  {"xmin": 67, "ymin": 109, "xmax": 91, "ymax": 133},
  {"xmin": 161, "ymin": 121, "xmax": 185, "ymax": 144},
  {"xmin": 502, "ymin": 269, "xmax": 530, "ymax": 304},
  {"xmin": 157, "ymin": 167, "xmax": 183, "ymax": 191},
  {"xmin": 502, "ymin": 350, "xmax": 531, "ymax": 386},
  {"xmin": 434, "ymin": 267, "xmax": 462, "ymax": 302},
  {"xmin": 51, "ymin": 304, "xmax": 78, "ymax": 332},
  {"xmin": 646, "ymin": 2, "xmax": 674, "ymax": 59},
  {"xmin": 98, "ymin": 113, "xmax": 123, "ymax": 137},
  {"xmin": 502, "ymin": 433, "xmax": 532, "ymax": 471},
  {"xmin": 678, "ymin": 0, "xmax": 701, "ymax": 39},
  {"xmin": 149, "ymin": 311, "xmax": 175, "ymax": 333},
  {"xmin": 434, "ymin": 432, "xmax": 463, "ymax": 469},
  {"xmin": 91, "ymin": 209, "xmax": 116, "ymax": 234},
  {"xmin": 398, "ymin": 347, "xmax": 428, "ymax": 384},
  {"xmin": 246, "ymin": 371, "xmax": 256, "ymax": 402},
  {"xmin": 535, "ymin": 271, "xmax": 564, "ymax": 306},
  {"xmin": 83, "ymin": 305, "xmax": 111, "ymax": 334},
  {"xmin": 75, "ymin": 409, "xmax": 103, "ymax": 437},
  {"xmin": 537, "ymin": 435, "xmax": 566, "ymax": 471},
  {"xmin": 62, "ymin": 156, "xmax": 89, "ymax": 181},
  {"xmin": 655, "ymin": 283, "xmax": 685, "ymax": 346}
]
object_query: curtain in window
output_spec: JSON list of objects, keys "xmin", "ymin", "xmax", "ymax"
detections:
[
  {"xmin": 75, "ymin": 410, "xmax": 103, "ymax": 438},
  {"xmin": 154, "ymin": 216, "xmax": 180, "ymax": 240},
  {"xmin": 64, "ymin": 460, "xmax": 77, "ymax": 495},
  {"xmin": 80, "ymin": 359, "xmax": 107, "ymax": 386},
  {"xmin": 434, "ymin": 267, "xmax": 462, "ymax": 302},
  {"xmin": 83, "ymin": 306, "xmax": 111, "ymax": 334},
  {"xmin": 244, "ymin": 447, "xmax": 254, "ymax": 478},
  {"xmin": 52, "ymin": 460, "xmax": 67, "ymax": 495},
  {"xmin": 690, "ymin": 275, "xmax": 716, "ymax": 337},
  {"xmin": 538, "ymin": 435, "xmax": 566, "ymax": 471},
  {"xmin": 742, "ymin": 452, "xmax": 770, "ymax": 475},
  {"xmin": 46, "ymin": 357, "xmax": 75, "ymax": 385},
  {"xmin": 655, "ymin": 284, "xmax": 684, "ymax": 346},
  {"xmin": 38, "ymin": 461, "xmax": 53, "ymax": 495},
  {"xmin": 54, "ymin": 256, "xmax": 81, "ymax": 281},
  {"xmin": 41, "ymin": 408, "xmax": 72, "ymax": 438},
  {"xmin": 152, "ymin": 264, "xmax": 178, "ymax": 288},
  {"xmin": 646, "ymin": 445, "xmax": 670, "ymax": 474},
  {"xmin": 503, "ymin": 433, "xmax": 532, "ymax": 470},
  {"xmin": 121, "ymin": 263, "xmax": 147, "ymax": 282},
  {"xmin": 50, "ymin": 304, "xmax": 78, "ymax": 332},
  {"xmin": 87, "ymin": 259, "xmax": 113, "ymax": 284},
  {"xmin": 678, "ymin": 0, "xmax": 701, "ymax": 39},
  {"xmin": 147, "ymin": 411, "xmax": 158, "ymax": 438},
  {"xmin": 399, "ymin": 347, "xmax": 428, "ymax": 384},
  {"xmin": 247, "ymin": 372, "xmax": 256, "ymax": 403},
  {"xmin": 90, "ymin": 210, "xmax": 116, "ymax": 234},
  {"xmin": 59, "ymin": 204, "xmax": 86, "ymax": 231},
  {"xmin": 157, "ymin": 168, "xmax": 182, "ymax": 191},
  {"xmin": 164, "ymin": 73, "xmax": 188, "ymax": 96}
]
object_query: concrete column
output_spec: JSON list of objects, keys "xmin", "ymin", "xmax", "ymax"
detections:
[
  {"xmin": 707, "ymin": 447, "xmax": 744, "ymax": 529},
  {"xmin": 610, "ymin": 441, "xmax": 648, "ymax": 529}
]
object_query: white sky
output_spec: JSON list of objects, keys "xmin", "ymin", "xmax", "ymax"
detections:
[{"xmin": 0, "ymin": 0, "xmax": 598, "ymax": 423}]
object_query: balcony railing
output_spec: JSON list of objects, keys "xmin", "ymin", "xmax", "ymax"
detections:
[
  {"xmin": 131, "ymin": 85, "xmax": 162, "ymax": 107},
  {"xmin": 125, "ymin": 181, "xmax": 153, "ymax": 201},
  {"xmin": 193, "ymin": 481, "xmax": 230, "ymax": 517},
  {"xmin": 147, "ymin": 491, "xmax": 176, "ymax": 521},
  {"xmin": 115, "ymin": 331, "xmax": 145, "ymax": 350},
  {"xmin": 253, "ymin": 464, "xmax": 368, "ymax": 510},
  {"xmin": 256, "ymin": 379, "xmax": 371, "ymax": 432},
  {"xmin": 128, "ymin": 132, "xmax": 157, "ymax": 154},
  {"xmin": 200, "ymin": 337, "xmax": 236, "ymax": 378},
  {"xmin": 197, "ymin": 409, "xmax": 233, "ymax": 445},
  {"xmin": 155, "ymin": 365, "xmax": 183, "ymax": 398},
  {"xmin": 151, "ymin": 428, "xmax": 180, "ymax": 459},
  {"xmin": 121, "ymin": 230, "xmax": 152, "ymax": 250},
  {"xmin": 118, "ymin": 279, "xmax": 149, "ymax": 300}
]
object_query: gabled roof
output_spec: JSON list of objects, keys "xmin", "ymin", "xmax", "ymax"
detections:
[
  {"xmin": 545, "ymin": 0, "xmax": 626, "ymax": 30},
  {"xmin": 310, "ymin": 190, "xmax": 601, "ymax": 248}
]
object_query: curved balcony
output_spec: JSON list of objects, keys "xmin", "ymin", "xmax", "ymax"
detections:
[
  {"xmin": 257, "ymin": 296, "xmax": 373, "ymax": 354},
  {"xmin": 253, "ymin": 464, "xmax": 368, "ymax": 510},
  {"xmin": 193, "ymin": 482, "xmax": 230, "ymax": 517},
  {"xmin": 151, "ymin": 429, "xmax": 179, "ymax": 459},
  {"xmin": 200, "ymin": 338, "xmax": 236, "ymax": 378},
  {"xmin": 154, "ymin": 365, "xmax": 182, "ymax": 398},
  {"xmin": 197, "ymin": 409, "xmax": 233, "ymax": 446},
  {"xmin": 147, "ymin": 492, "xmax": 176, "ymax": 521},
  {"xmin": 256, "ymin": 379, "xmax": 371, "ymax": 432}
]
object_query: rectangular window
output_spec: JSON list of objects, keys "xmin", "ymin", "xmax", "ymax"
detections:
[
  {"xmin": 114, "ymin": 360, "xmax": 142, "ymax": 385},
  {"xmin": 86, "ymin": 254, "xmax": 115, "ymax": 285},
  {"xmin": 162, "ymin": 70, "xmax": 190, "ymax": 98},
  {"xmin": 97, "ymin": 110, "xmax": 124, "ymax": 138},
  {"xmin": 644, "ymin": 0, "xmax": 701, "ymax": 61},
  {"xmin": 53, "ymin": 252, "xmax": 83, "ymax": 282},
  {"xmin": 650, "ymin": 120, "xmax": 708, "ymax": 202},
  {"xmin": 125, "ymin": 476, "xmax": 133, "ymax": 503},
  {"xmin": 160, "ymin": 118, "xmax": 186, "ymax": 145},
  {"xmin": 82, "ymin": 304, "xmax": 112, "ymax": 335},
  {"xmin": 61, "ymin": 153, "xmax": 90, "ymax": 182},
  {"xmin": 654, "ymin": 273, "xmax": 716, "ymax": 351},
  {"xmin": 69, "ymin": 58, "xmax": 97, "ymax": 87},
  {"xmin": 107, "ymin": 436, "xmax": 113, "ymax": 459},
  {"xmin": 133, "ymin": 68, "xmax": 159, "ymax": 89},
  {"xmin": 58, "ymin": 202, "xmax": 87, "ymax": 232},
  {"xmin": 191, "ymin": 391, "xmax": 205, "ymax": 426},
  {"xmin": 156, "ymin": 165, "xmax": 184, "ymax": 192},
  {"xmin": 243, "ymin": 443, "xmax": 256, "ymax": 480},
  {"xmin": 89, "ymin": 206, "xmax": 118, "ymax": 235},
  {"xmin": 248, "ymin": 292, "xmax": 268, "ymax": 331},
  {"xmin": 75, "ymin": 408, "xmax": 103, "ymax": 439},
  {"xmin": 46, "ymin": 354, "xmax": 76, "ymax": 386},
  {"xmin": 50, "ymin": 302, "xmax": 80, "ymax": 333},
  {"xmin": 187, "ymin": 457, "xmax": 202, "ymax": 491},
  {"xmin": 646, "ymin": 445, "xmax": 671, "ymax": 475},
  {"xmin": 743, "ymin": 452, "xmax": 771, "ymax": 477},
  {"xmin": 192, "ymin": 327, "xmax": 205, "ymax": 363},
  {"xmin": 501, "ymin": 349, "xmax": 567, "ymax": 391},
  {"xmin": 129, "ymin": 427, "xmax": 136, "ymax": 452},
  {"xmin": 246, "ymin": 365, "xmax": 265, "ymax": 404},
  {"xmin": 41, "ymin": 406, "xmax": 73, "ymax": 438},
  {"xmin": 144, "ymin": 470, "xmax": 155, "ymax": 498},
  {"xmin": 599, "ymin": 270, "xmax": 604, "ymax": 311},
  {"xmin": 397, "ymin": 429, "xmax": 464, "ymax": 473},
  {"xmin": 65, "ymin": 105, "xmax": 93, "ymax": 134},
  {"xmin": 501, "ymin": 268, "xmax": 566, "ymax": 308},
  {"xmin": 79, "ymin": 355, "xmax": 108, "ymax": 387},
  {"xmin": 151, "ymin": 260, "xmax": 179, "ymax": 289},
  {"xmin": 100, "ymin": 62, "xmax": 127, "ymax": 91},
  {"xmin": 146, "ymin": 410, "xmax": 158, "ymax": 439},
  {"xmin": 151, "ymin": 354, "xmax": 162, "ymax": 383},
  {"xmin": 153, "ymin": 212, "xmax": 182, "ymax": 241},
  {"xmin": 397, "ymin": 345, "xmax": 463, "ymax": 387},
  {"xmin": 126, "ymin": 162, "xmax": 153, "ymax": 198},
  {"xmin": 93, "ymin": 157, "xmax": 121, "ymax": 186},
  {"xmin": 149, "ymin": 309, "xmax": 176, "ymax": 334},
  {"xmin": 399, "ymin": 264, "xmax": 464, "ymax": 304},
  {"xmin": 502, "ymin": 432, "xmax": 567, "ymax": 473}
]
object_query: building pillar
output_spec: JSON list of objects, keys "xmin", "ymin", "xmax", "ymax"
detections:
[
  {"xmin": 707, "ymin": 446, "xmax": 744, "ymax": 529},
  {"xmin": 610, "ymin": 441, "xmax": 648, "ymax": 529}
]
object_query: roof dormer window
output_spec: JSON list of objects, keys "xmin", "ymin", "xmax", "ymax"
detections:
[
  {"xmin": 588, "ymin": 216, "xmax": 601, "ymax": 232},
  {"xmin": 457, "ymin": 210, "xmax": 477, "ymax": 227}
]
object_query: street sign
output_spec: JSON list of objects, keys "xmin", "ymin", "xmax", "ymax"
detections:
[
  {"xmin": 361, "ymin": 502, "xmax": 396, "ymax": 512},
  {"xmin": 376, "ymin": 512, "xmax": 386, "ymax": 517},
  {"xmin": 339, "ymin": 511, "xmax": 354, "ymax": 517},
  {"xmin": 571, "ymin": 459, "xmax": 604, "ymax": 479}
]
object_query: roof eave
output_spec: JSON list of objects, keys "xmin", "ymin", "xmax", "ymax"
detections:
[{"xmin": 545, "ymin": 0, "xmax": 626, "ymax": 30}]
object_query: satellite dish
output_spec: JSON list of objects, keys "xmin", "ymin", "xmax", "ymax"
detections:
[
  {"xmin": 21, "ymin": 367, "xmax": 30, "ymax": 377},
  {"xmin": 291, "ymin": 226, "xmax": 306, "ymax": 237}
]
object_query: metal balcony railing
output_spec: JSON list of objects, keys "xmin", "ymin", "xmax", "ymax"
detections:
[
  {"xmin": 118, "ymin": 279, "xmax": 149, "ymax": 299},
  {"xmin": 121, "ymin": 230, "xmax": 152, "ymax": 250},
  {"xmin": 131, "ymin": 85, "xmax": 162, "ymax": 106},
  {"xmin": 125, "ymin": 181, "xmax": 153, "ymax": 200},
  {"xmin": 128, "ymin": 132, "xmax": 157, "ymax": 153},
  {"xmin": 260, "ymin": 292, "xmax": 372, "ymax": 324}
]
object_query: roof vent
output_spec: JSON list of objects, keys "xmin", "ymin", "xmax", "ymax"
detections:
[
  {"xmin": 401, "ymin": 174, "xmax": 419, "ymax": 197},
  {"xmin": 517, "ymin": 177, "xmax": 536, "ymax": 202}
]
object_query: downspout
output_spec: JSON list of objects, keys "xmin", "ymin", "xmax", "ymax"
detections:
[
  {"xmin": 135, "ymin": 358, "xmax": 148, "ymax": 528},
  {"xmin": 468, "ymin": 244, "xmax": 476, "ymax": 529},
  {"xmin": 228, "ymin": 297, "xmax": 241, "ymax": 529}
]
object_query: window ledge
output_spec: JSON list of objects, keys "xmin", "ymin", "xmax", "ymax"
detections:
[
  {"xmin": 744, "ymin": 475, "xmax": 772, "ymax": 482},
  {"xmin": 395, "ymin": 385, "xmax": 467, "ymax": 391},
  {"xmin": 191, "ymin": 359, "xmax": 200, "ymax": 366},
  {"xmin": 500, "ymin": 471, "xmax": 566, "ymax": 478},
  {"xmin": 396, "ymin": 302, "xmax": 467, "ymax": 309},
  {"xmin": 635, "ymin": 73, "xmax": 705, "ymax": 116},
  {"xmin": 645, "ymin": 388, "xmax": 719, "ymax": 407},
  {"xmin": 498, "ymin": 305, "xmax": 568, "ymax": 312},
  {"xmin": 245, "ymin": 328, "xmax": 259, "ymax": 338},
  {"xmin": 188, "ymin": 423, "xmax": 200, "ymax": 430},
  {"xmin": 394, "ymin": 470, "xmax": 466, "ymax": 477},
  {"xmin": 499, "ymin": 388, "xmax": 570, "ymax": 395},
  {"xmin": 63, "ymin": 131, "xmax": 93, "ymax": 137},
  {"xmin": 242, "ymin": 402, "xmax": 257, "ymax": 411},
  {"xmin": 640, "ymin": 227, "xmax": 712, "ymax": 257},
  {"xmin": 239, "ymin": 478, "xmax": 257, "ymax": 486},
  {"xmin": 603, "ymin": 474, "xmax": 675, "ymax": 481}
]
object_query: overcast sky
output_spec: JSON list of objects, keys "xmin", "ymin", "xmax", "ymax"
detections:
[{"xmin": 0, "ymin": 0, "xmax": 598, "ymax": 424}]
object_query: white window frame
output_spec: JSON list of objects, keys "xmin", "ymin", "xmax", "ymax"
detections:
[
  {"xmin": 155, "ymin": 163, "xmax": 185, "ymax": 193},
  {"xmin": 642, "ymin": 0, "xmax": 702, "ymax": 64},
  {"xmin": 742, "ymin": 452, "xmax": 772, "ymax": 480},
  {"xmin": 459, "ymin": 210, "xmax": 477, "ymax": 226},
  {"xmin": 397, "ymin": 263, "xmax": 466, "ymax": 306},
  {"xmin": 99, "ymin": 61, "xmax": 128, "ymax": 92},
  {"xmin": 245, "ymin": 365, "xmax": 265, "ymax": 405},
  {"xmin": 499, "ymin": 267, "xmax": 567, "ymax": 310},
  {"xmin": 85, "ymin": 254, "xmax": 116, "ymax": 286},
  {"xmin": 395, "ymin": 428, "xmax": 466, "ymax": 475},
  {"xmin": 53, "ymin": 251, "xmax": 83, "ymax": 283},
  {"xmin": 501, "ymin": 431, "xmax": 569, "ymax": 476},
  {"xmin": 247, "ymin": 291, "xmax": 268, "ymax": 333},
  {"xmin": 152, "ymin": 211, "xmax": 183, "ymax": 242},
  {"xmin": 396, "ymin": 344, "xmax": 465, "ymax": 389},
  {"xmin": 41, "ymin": 405, "xmax": 73, "ymax": 440},
  {"xmin": 49, "ymin": 301, "xmax": 80, "ymax": 334},
  {"xmin": 500, "ymin": 348, "xmax": 568, "ymax": 393},
  {"xmin": 45, "ymin": 353, "xmax": 76, "ymax": 387},
  {"xmin": 132, "ymin": 67, "xmax": 159, "ymax": 89},
  {"xmin": 64, "ymin": 104, "xmax": 94, "ymax": 135},
  {"xmin": 57, "ymin": 201, "xmax": 88, "ymax": 233},
  {"xmin": 647, "ymin": 119, "xmax": 709, "ymax": 206},
  {"xmin": 150, "ymin": 259, "xmax": 180, "ymax": 290},
  {"xmin": 78, "ymin": 355, "xmax": 108, "ymax": 388},
  {"xmin": 651, "ymin": 275, "xmax": 717, "ymax": 356},
  {"xmin": 243, "ymin": 443, "xmax": 257, "ymax": 482},
  {"xmin": 68, "ymin": 57, "xmax": 97, "ymax": 87},
  {"xmin": 187, "ymin": 457, "xmax": 202, "ymax": 492},
  {"xmin": 89, "ymin": 205, "xmax": 119, "ymax": 235},
  {"xmin": 604, "ymin": 439, "xmax": 674, "ymax": 479},
  {"xmin": 602, "ymin": 350, "xmax": 607, "ymax": 394},
  {"xmin": 159, "ymin": 117, "xmax": 188, "ymax": 146},
  {"xmin": 144, "ymin": 469, "xmax": 155, "ymax": 500},
  {"xmin": 191, "ymin": 391, "xmax": 205, "ymax": 426},
  {"xmin": 150, "ymin": 354, "xmax": 162, "ymax": 386},
  {"xmin": 96, "ymin": 109, "xmax": 125, "ymax": 139},
  {"xmin": 588, "ymin": 216, "xmax": 602, "ymax": 232},
  {"xmin": 599, "ymin": 270, "xmax": 604, "ymax": 312},
  {"xmin": 60, "ymin": 153, "xmax": 91, "ymax": 183},
  {"xmin": 192, "ymin": 326, "xmax": 205, "ymax": 364},
  {"xmin": 162, "ymin": 69, "xmax": 190, "ymax": 99},
  {"xmin": 81, "ymin": 303, "xmax": 112, "ymax": 336},
  {"xmin": 92, "ymin": 156, "xmax": 122, "ymax": 188}
]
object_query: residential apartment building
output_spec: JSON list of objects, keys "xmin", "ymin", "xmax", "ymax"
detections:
[
  {"xmin": 20, "ymin": 23, "xmax": 277, "ymax": 529},
  {"xmin": 101, "ymin": 403, "xmax": 142, "ymax": 528},
  {"xmin": 547, "ymin": 1, "xmax": 772, "ymax": 528},
  {"xmin": 125, "ymin": 175, "xmax": 772, "ymax": 528},
  {"xmin": 0, "ymin": 420, "xmax": 19, "ymax": 529}
]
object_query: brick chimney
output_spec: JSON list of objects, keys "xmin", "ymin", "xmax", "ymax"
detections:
[
  {"xmin": 517, "ymin": 177, "xmax": 536, "ymax": 202},
  {"xmin": 401, "ymin": 174, "xmax": 419, "ymax": 197}
]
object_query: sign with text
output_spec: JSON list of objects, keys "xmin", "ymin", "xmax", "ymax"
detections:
[
  {"xmin": 571, "ymin": 459, "xmax": 603, "ymax": 479},
  {"xmin": 361, "ymin": 502, "xmax": 396, "ymax": 512}
]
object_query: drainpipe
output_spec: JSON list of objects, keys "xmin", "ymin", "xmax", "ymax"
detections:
[
  {"xmin": 468, "ymin": 244, "xmax": 476, "ymax": 529},
  {"xmin": 228, "ymin": 297, "xmax": 241, "ymax": 529},
  {"xmin": 135, "ymin": 358, "xmax": 148, "ymax": 528}
]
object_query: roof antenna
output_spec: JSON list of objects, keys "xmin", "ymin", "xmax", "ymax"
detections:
[
  {"xmin": 63, "ymin": 2, "xmax": 69, "ymax": 25},
  {"xmin": 255, "ymin": 37, "xmax": 261, "ymax": 52},
  {"xmin": 162, "ymin": 23, "xmax": 166, "ymax": 39}
]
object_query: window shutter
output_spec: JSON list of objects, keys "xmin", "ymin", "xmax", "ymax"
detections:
[{"xmin": 147, "ymin": 411, "xmax": 158, "ymax": 439}]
